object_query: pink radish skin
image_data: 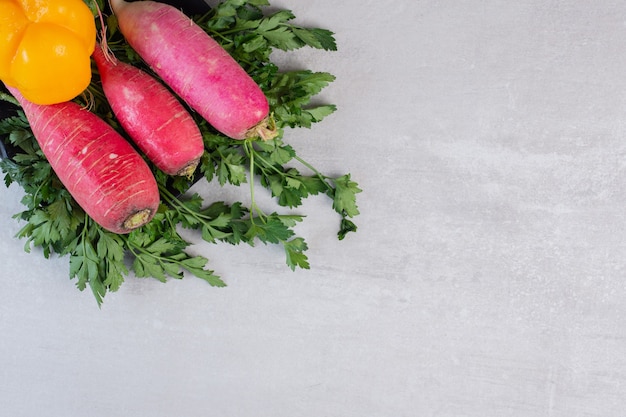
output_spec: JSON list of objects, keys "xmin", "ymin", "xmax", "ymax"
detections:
[
  {"xmin": 92, "ymin": 46, "xmax": 204, "ymax": 177},
  {"xmin": 109, "ymin": 0, "xmax": 277, "ymax": 140},
  {"xmin": 6, "ymin": 85, "xmax": 160, "ymax": 234}
]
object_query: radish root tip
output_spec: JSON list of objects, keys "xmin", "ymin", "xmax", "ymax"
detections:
[
  {"xmin": 123, "ymin": 208, "xmax": 153, "ymax": 231},
  {"xmin": 176, "ymin": 158, "xmax": 200, "ymax": 178},
  {"xmin": 246, "ymin": 115, "xmax": 278, "ymax": 141}
]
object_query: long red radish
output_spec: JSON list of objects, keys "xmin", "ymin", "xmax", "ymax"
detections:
[
  {"xmin": 5, "ymin": 84, "xmax": 160, "ymax": 234},
  {"xmin": 92, "ymin": 45, "xmax": 204, "ymax": 177},
  {"xmin": 109, "ymin": 0, "xmax": 277, "ymax": 141}
]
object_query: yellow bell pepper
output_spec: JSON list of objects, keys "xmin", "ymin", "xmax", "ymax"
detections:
[{"xmin": 0, "ymin": 0, "xmax": 96, "ymax": 104}]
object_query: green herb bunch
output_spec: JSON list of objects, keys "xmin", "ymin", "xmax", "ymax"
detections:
[{"xmin": 0, "ymin": 0, "xmax": 360, "ymax": 305}]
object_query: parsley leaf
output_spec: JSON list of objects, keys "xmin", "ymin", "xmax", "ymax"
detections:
[
  {"xmin": 332, "ymin": 174, "xmax": 362, "ymax": 218},
  {"xmin": 284, "ymin": 237, "xmax": 309, "ymax": 270},
  {"xmin": 293, "ymin": 28, "xmax": 337, "ymax": 51},
  {"xmin": 265, "ymin": 70, "xmax": 337, "ymax": 129},
  {"xmin": 126, "ymin": 229, "xmax": 225, "ymax": 287},
  {"xmin": 67, "ymin": 219, "xmax": 124, "ymax": 306}
]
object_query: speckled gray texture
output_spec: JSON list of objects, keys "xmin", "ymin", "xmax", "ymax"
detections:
[{"xmin": 2, "ymin": 1, "xmax": 626, "ymax": 416}]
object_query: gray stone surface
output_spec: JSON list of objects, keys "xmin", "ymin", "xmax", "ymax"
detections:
[{"xmin": 2, "ymin": 1, "xmax": 626, "ymax": 415}]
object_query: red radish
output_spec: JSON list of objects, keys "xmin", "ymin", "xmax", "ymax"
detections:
[
  {"xmin": 5, "ymin": 84, "xmax": 160, "ymax": 234},
  {"xmin": 92, "ymin": 45, "xmax": 204, "ymax": 177},
  {"xmin": 109, "ymin": 0, "xmax": 277, "ymax": 141}
]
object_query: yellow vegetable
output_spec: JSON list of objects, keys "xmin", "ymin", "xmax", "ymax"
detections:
[{"xmin": 0, "ymin": 0, "xmax": 96, "ymax": 104}]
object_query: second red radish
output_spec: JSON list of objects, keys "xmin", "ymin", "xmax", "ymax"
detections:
[
  {"xmin": 109, "ymin": 0, "xmax": 277, "ymax": 141},
  {"xmin": 92, "ymin": 45, "xmax": 205, "ymax": 177}
]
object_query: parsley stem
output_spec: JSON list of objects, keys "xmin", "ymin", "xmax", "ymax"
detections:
[
  {"xmin": 206, "ymin": 29, "xmax": 234, "ymax": 42},
  {"xmin": 29, "ymin": 178, "xmax": 50, "ymax": 208},
  {"xmin": 246, "ymin": 146, "xmax": 283, "ymax": 176},
  {"xmin": 157, "ymin": 184, "xmax": 214, "ymax": 223},
  {"xmin": 293, "ymin": 155, "xmax": 327, "ymax": 180},
  {"xmin": 294, "ymin": 155, "xmax": 336, "ymax": 194},
  {"xmin": 242, "ymin": 142, "xmax": 333, "ymax": 194},
  {"xmin": 244, "ymin": 140, "xmax": 267, "ymax": 224}
]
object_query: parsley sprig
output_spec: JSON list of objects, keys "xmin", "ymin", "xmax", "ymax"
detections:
[{"xmin": 0, "ymin": 0, "xmax": 360, "ymax": 305}]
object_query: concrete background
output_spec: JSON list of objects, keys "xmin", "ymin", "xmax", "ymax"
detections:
[{"xmin": 2, "ymin": 1, "xmax": 626, "ymax": 415}]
